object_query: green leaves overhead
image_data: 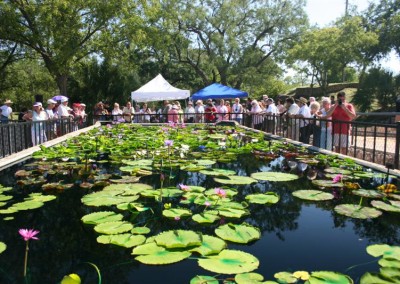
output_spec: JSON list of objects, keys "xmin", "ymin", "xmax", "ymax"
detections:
[
  {"xmin": 198, "ymin": 249, "xmax": 259, "ymax": 274},
  {"xmin": 250, "ymin": 172, "xmax": 299, "ymax": 182},
  {"xmin": 215, "ymin": 223, "xmax": 260, "ymax": 244}
]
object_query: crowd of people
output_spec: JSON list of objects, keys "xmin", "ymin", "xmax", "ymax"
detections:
[{"xmin": 1, "ymin": 91, "xmax": 356, "ymax": 153}]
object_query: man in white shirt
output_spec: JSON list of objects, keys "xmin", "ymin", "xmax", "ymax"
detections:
[
  {"xmin": 184, "ymin": 101, "xmax": 195, "ymax": 123},
  {"xmin": 57, "ymin": 97, "xmax": 71, "ymax": 118},
  {"xmin": 0, "ymin": 99, "xmax": 13, "ymax": 123},
  {"xmin": 45, "ymin": 99, "xmax": 57, "ymax": 138},
  {"xmin": 264, "ymin": 98, "xmax": 279, "ymax": 134},
  {"xmin": 295, "ymin": 97, "xmax": 312, "ymax": 143},
  {"xmin": 285, "ymin": 97, "xmax": 300, "ymax": 140}
]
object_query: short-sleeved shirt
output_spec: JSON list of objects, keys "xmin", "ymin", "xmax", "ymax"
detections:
[{"xmin": 332, "ymin": 103, "xmax": 355, "ymax": 134}]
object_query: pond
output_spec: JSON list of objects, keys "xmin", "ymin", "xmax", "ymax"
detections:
[{"xmin": 0, "ymin": 123, "xmax": 399, "ymax": 284}]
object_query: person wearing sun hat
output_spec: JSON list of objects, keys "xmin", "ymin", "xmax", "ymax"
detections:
[
  {"xmin": 184, "ymin": 101, "xmax": 195, "ymax": 123},
  {"xmin": 195, "ymin": 100, "xmax": 204, "ymax": 123},
  {"xmin": 294, "ymin": 97, "xmax": 311, "ymax": 143},
  {"xmin": 1, "ymin": 99, "xmax": 13, "ymax": 123},
  {"xmin": 30, "ymin": 102, "xmax": 48, "ymax": 146}
]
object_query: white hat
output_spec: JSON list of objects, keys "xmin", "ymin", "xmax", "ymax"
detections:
[
  {"xmin": 47, "ymin": 99, "xmax": 57, "ymax": 104},
  {"xmin": 80, "ymin": 103, "xmax": 86, "ymax": 107},
  {"xmin": 33, "ymin": 102, "xmax": 42, "ymax": 107},
  {"xmin": 61, "ymin": 97, "xmax": 69, "ymax": 103}
]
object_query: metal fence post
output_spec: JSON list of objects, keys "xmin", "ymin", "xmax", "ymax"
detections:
[{"xmin": 395, "ymin": 121, "xmax": 400, "ymax": 169}]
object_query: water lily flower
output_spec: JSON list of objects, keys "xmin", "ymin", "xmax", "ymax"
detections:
[
  {"xmin": 19, "ymin": 229, "xmax": 40, "ymax": 241},
  {"xmin": 164, "ymin": 140, "xmax": 173, "ymax": 147},
  {"xmin": 106, "ymin": 124, "xmax": 112, "ymax": 128},
  {"xmin": 332, "ymin": 174, "xmax": 343, "ymax": 183},
  {"xmin": 168, "ymin": 121, "xmax": 176, "ymax": 128},
  {"xmin": 214, "ymin": 188, "xmax": 226, "ymax": 198},
  {"xmin": 179, "ymin": 184, "xmax": 190, "ymax": 191},
  {"xmin": 198, "ymin": 145, "xmax": 206, "ymax": 152},
  {"xmin": 204, "ymin": 201, "xmax": 211, "ymax": 207},
  {"xmin": 174, "ymin": 216, "xmax": 180, "ymax": 221},
  {"xmin": 161, "ymin": 127, "xmax": 169, "ymax": 132}
]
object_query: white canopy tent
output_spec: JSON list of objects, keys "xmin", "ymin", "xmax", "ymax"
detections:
[{"xmin": 131, "ymin": 74, "xmax": 190, "ymax": 103}]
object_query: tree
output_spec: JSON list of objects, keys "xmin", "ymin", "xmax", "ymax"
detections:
[{"xmin": 0, "ymin": 0, "xmax": 129, "ymax": 95}]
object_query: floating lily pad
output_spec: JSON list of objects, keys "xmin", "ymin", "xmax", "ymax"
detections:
[
  {"xmin": 352, "ymin": 189, "xmax": 386, "ymax": 199},
  {"xmin": 97, "ymin": 233, "xmax": 146, "ymax": 248},
  {"xmin": 162, "ymin": 208, "xmax": 192, "ymax": 219},
  {"xmin": 371, "ymin": 200, "xmax": 400, "ymax": 213},
  {"xmin": 190, "ymin": 275, "xmax": 219, "ymax": 284},
  {"xmin": 94, "ymin": 221, "xmax": 133, "ymax": 235},
  {"xmin": 131, "ymin": 227, "xmax": 151, "ymax": 235},
  {"xmin": 199, "ymin": 169, "xmax": 236, "ymax": 176},
  {"xmin": 198, "ymin": 249, "xmax": 259, "ymax": 274},
  {"xmin": 215, "ymin": 207, "xmax": 249, "ymax": 218},
  {"xmin": 81, "ymin": 191, "xmax": 139, "ymax": 207},
  {"xmin": 274, "ymin": 271, "xmax": 297, "ymax": 283},
  {"xmin": 0, "ymin": 195, "xmax": 12, "ymax": 202},
  {"xmin": 132, "ymin": 242, "xmax": 191, "ymax": 265},
  {"xmin": 0, "ymin": 242, "xmax": 6, "ymax": 254},
  {"xmin": 353, "ymin": 171, "xmax": 375, "ymax": 179},
  {"xmin": 0, "ymin": 208, "xmax": 18, "ymax": 214},
  {"xmin": 215, "ymin": 223, "xmax": 260, "ymax": 244},
  {"xmin": 250, "ymin": 172, "xmax": 299, "ymax": 182},
  {"xmin": 307, "ymin": 271, "xmax": 353, "ymax": 284},
  {"xmin": 214, "ymin": 175, "xmax": 257, "ymax": 185},
  {"xmin": 157, "ymin": 187, "xmax": 184, "ymax": 197},
  {"xmin": 26, "ymin": 193, "xmax": 57, "ymax": 202},
  {"xmin": 60, "ymin": 274, "xmax": 81, "ymax": 284},
  {"xmin": 235, "ymin": 273, "xmax": 265, "ymax": 284},
  {"xmin": 334, "ymin": 204, "xmax": 382, "ymax": 219},
  {"xmin": 388, "ymin": 194, "xmax": 400, "ymax": 200},
  {"xmin": 190, "ymin": 235, "xmax": 227, "ymax": 256},
  {"xmin": 0, "ymin": 202, "xmax": 6, "ymax": 207},
  {"xmin": 192, "ymin": 213, "xmax": 220, "ymax": 224},
  {"xmin": 155, "ymin": 230, "xmax": 202, "ymax": 248},
  {"xmin": 0, "ymin": 186, "xmax": 12, "ymax": 193},
  {"xmin": 245, "ymin": 192, "xmax": 280, "ymax": 204},
  {"xmin": 204, "ymin": 188, "xmax": 237, "ymax": 198},
  {"xmin": 360, "ymin": 272, "xmax": 400, "ymax": 284},
  {"xmin": 103, "ymin": 183, "xmax": 153, "ymax": 195},
  {"xmin": 324, "ymin": 167, "xmax": 353, "ymax": 175},
  {"xmin": 312, "ymin": 179, "xmax": 344, "ymax": 188},
  {"xmin": 292, "ymin": 190, "xmax": 334, "ymax": 201},
  {"xmin": 11, "ymin": 200, "xmax": 44, "ymax": 210},
  {"xmin": 366, "ymin": 244, "xmax": 400, "ymax": 260},
  {"xmin": 122, "ymin": 159, "xmax": 153, "ymax": 166},
  {"xmin": 196, "ymin": 159, "xmax": 217, "ymax": 166},
  {"xmin": 81, "ymin": 211, "xmax": 124, "ymax": 225},
  {"xmin": 110, "ymin": 176, "xmax": 141, "ymax": 183}
]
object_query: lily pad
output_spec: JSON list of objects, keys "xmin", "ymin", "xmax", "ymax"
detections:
[
  {"xmin": 81, "ymin": 191, "xmax": 139, "ymax": 207},
  {"xmin": 360, "ymin": 272, "xmax": 400, "ymax": 284},
  {"xmin": 245, "ymin": 192, "xmax": 280, "ymax": 204},
  {"xmin": 366, "ymin": 244, "xmax": 400, "ymax": 260},
  {"xmin": 192, "ymin": 213, "xmax": 220, "ymax": 224},
  {"xmin": 292, "ymin": 190, "xmax": 334, "ymax": 201},
  {"xmin": 198, "ymin": 249, "xmax": 259, "ymax": 274},
  {"xmin": 274, "ymin": 271, "xmax": 297, "ymax": 283},
  {"xmin": 250, "ymin": 172, "xmax": 299, "ymax": 182},
  {"xmin": 196, "ymin": 159, "xmax": 217, "ymax": 166},
  {"xmin": 352, "ymin": 189, "xmax": 386, "ymax": 199},
  {"xmin": 121, "ymin": 159, "xmax": 153, "ymax": 166},
  {"xmin": 215, "ymin": 207, "xmax": 249, "ymax": 218},
  {"xmin": 97, "ymin": 233, "xmax": 146, "ymax": 248},
  {"xmin": 81, "ymin": 211, "xmax": 124, "ymax": 225},
  {"xmin": 190, "ymin": 275, "xmax": 219, "ymax": 284},
  {"xmin": 214, "ymin": 175, "xmax": 257, "ymax": 185},
  {"xmin": 0, "ymin": 242, "xmax": 6, "ymax": 254},
  {"xmin": 131, "ymin": 227, "xmax": 151, "ymax": 235},
  {"xmin": 26, "ymin": 193, "xmax": 57, "ymax": 203},
  {"xmin": 103, "ymin": 183, "xmax": 153, "ymax": 195},
  {"xmin": 235, "ymin": 273, "xmax": 265, "ymax": 284},
  {"xmin": 324, "ymin": 167, "xmax": 353, "ymax": 175},
  {"xmin": 11, "ymin": 200, "xmax": 44, "ymax": 210},
  {"xmin": 307, "ymin": 271, "xmax": 353, "ymax": 284},
  {"xmin": 132, "ymin": 242, "xmax": 191, "ymax": 265},
  {"xmin": 190, "ymin": 235, "xmax": 227, "ymax": 256},
  {"xmin": 0, "ymin": 195, "xmax": 12, "ymax": 202},
  {"xmin": 334, "ymin": 204, "xmax": 382, "ymax": 219},
  {"xmin": 61, "ymin": 274, "xmax": 81, "ymax": 284},
  {"xmin": 215, "ymin": 223, "xmax": 260, "ymax": 244},
  {"xmin": 162, "ymin": 208, "xmax": 192, "ymax": 219},
  {"xmin": 155, "ymin": 230, "xmax": 202, "ymax": 248},
  {"xmin": 199, "ymin": 168, "xmax": 236, "ymax": 176},
  {"xmin": 312, "ymin": 179, "xmax": 344, "ymax": 188},
  {"xmin": 371, "ymin": 200, "xmax": 400, "ymax": 213},
  {"xmin": 94, "ymin": 221, "xmax": 133, "ymax": 235}
]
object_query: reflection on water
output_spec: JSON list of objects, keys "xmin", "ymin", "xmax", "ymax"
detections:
[{"xmin": 0, "ymin": 153, "xmax": 399, "ymax": 284}]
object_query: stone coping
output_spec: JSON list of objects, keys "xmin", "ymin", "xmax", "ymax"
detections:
[{"xmin": 0, "ymin": 121, "xmax": 398, "ymax": 177}]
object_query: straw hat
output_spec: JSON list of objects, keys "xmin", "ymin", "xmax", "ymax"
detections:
[
  {"xmin": 297, "ymin": 97, "xmax": 308, "ymax": 104},
  {"xmin": 4, "ymin": 99, "xmax": 13, "ymax": 104}
]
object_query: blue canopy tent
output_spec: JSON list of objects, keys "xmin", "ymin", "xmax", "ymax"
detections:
[{"xmin": 191, "ymin": 83, "xmax": 248, "ymax": 101}]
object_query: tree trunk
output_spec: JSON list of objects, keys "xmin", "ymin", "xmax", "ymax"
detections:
[{"xmin": 56, "ymin": 74, "xmax": 68, "ymax": 96}]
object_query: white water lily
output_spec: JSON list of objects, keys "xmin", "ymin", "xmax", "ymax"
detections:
[{"xmin": 181, "ymin": 144, "xmax": 190, "ymax": 151}]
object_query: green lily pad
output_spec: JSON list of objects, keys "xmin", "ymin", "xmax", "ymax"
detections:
[
  {"xmin": 192, "ymin": 213, "xmax": 220, "ymax": 224},
  {"xmin": 292, "ymin": 190, "xmax": 334, "ymax": 201},
  {"xmin": 353, "ymin": 171, "xmax": 375, "ymax": 178},
  {"xmin": 132, "ymin": 242, "xmax": 191, "ymax": 265},
  {"xmin": 307, "ymin": 271, "xmax": 353, "ymax": 284},
  {"xmin": 117, "ymin": 202, "xmax": 151, "ymax": 212},
  {"xmin": 81, "ymin": 191, "xmax": 139, "ymax": 207},
  {"xmin": 352, "ymin": 189, "xmax": 386, "ymax": 199},
  {"xmin": 366, "ymin": 244, "xmax": 400, "ymax": 260},
  {"xmin": 121, "ymin": 159, "xmax": 153, "ymax": 166},
  {"xmin": 0, "ymin": 195, "xmax": 12, "ymax": 202},
  {"xmin": 162, "ymin": 208, "xmax": 192, "ymax": 219},
  {"xmin": 11, "ymin": 200, "xmax": 44, "ymax": 210},
  {"xmin": 235, "ymin": 273, "xmax": 265, "ymax": 284},
  {"xmin": 103, "ymin": 183, "xmax": 153, "ymax": 195},
  {"xmin": 0, "ymin": 242, "xmax": 6, "ymax": 254},
  {"xmin": 196, "ymin": 159, "xmax": 217, "ymax": 166},
  {"xmin": 97, "ymin": 233, "xmax": 146, "ymax": 248},
  {"xmin": 371, "ymin": 200, "xmax": 400, "ymax": 213},
  {"xmin": 0, "ymin": 208, "xmax": 19, "ymax": 214},
  {"xmin": 360, "ymin": 272, "xmax": 399, "ymax": 284},
  {"xmin": 388, "ymin": 194, "xmax": 400, "ymax": 200},
  {"xmin": 215, "ymin": 223, "xmax": 260, "ymax": 244},
  {"xmin": 0, "ymin": 186, "xmax": 12, "ymax": 193},
  {"xmin": 214, "ymin": 175, "xmax": 257, "ymax": 185},
  {"xmin": 245, "ymin": 192, "xmax": 280, "ymax": 204},
  {"xmin": 190, "ymin": 235, "xmax": 227, "ymax": 256},
  {"xmin": 324, "ymin": 167, "xmax": 353, "ymax": 175},
  {"xmin": 155, "ymin": 230, "xmax": 202, "ymax": 248},
  {"xmin": 81, "ymin": 211, "xmax": 124, "ymax": 225},
  {"xmin": 250, "ymin": 172, "xmax": 299, "ymax": 182},
  {"xmin": 198, "ymin": 249, "xmax": 259, "ymax": 274},
  {"xmin": 334, "ymin": 204, "xmax": 382, "ymax": 219},
  {"xmin": 215, "ymin": 207, "xmax": 249, "ymax": 218},
  {"xmin": 274, "ymin": 271, "xmax": 297, "ymax": 283},
  {"xmin": 131, "ymin": 227, "xmax": 151, "ymax": 235},
  {"xmin": 26, "ymin": 193, "xmax": 57, "ymax": 202},
  {"xmin": 61, "ymin": 274, "xmax": 81, "ymax": 284},
  {"xmin": 204, "ymin": 188, "xmax": 238, "ymax": 198},
  {"xmin": 312, "ymin": 179, "xmax": 344, "ymax": 188},
  {"xmin": 94, "ymin": 221, "xmax": 133, "ymax": 235},
  {"xmin": 199, "ymin": 169, "xmax": 236, "ymax": 176},
  {"xmin": 158, "ymin": 187, "xmax": 184, "ymax": 197},
  {"xmin": 190, "ymin": 275, "xmax": 219, "ymax": 284}
]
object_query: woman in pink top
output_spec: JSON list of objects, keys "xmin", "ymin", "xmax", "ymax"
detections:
[{"xmin": 167, "ymin": 104, "xmax": 179, "ymax": 123}]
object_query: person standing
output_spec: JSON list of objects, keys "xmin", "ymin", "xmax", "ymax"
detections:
[
  {"xmin": 195, "ymin": 100, "xmax": 205, "ymax": 123},
  {"xmin": 0, "ymin": 99, "xmax": 13, "ymax": 123},
  {"xmin": 264, "ymin": 98, "xmax": 279, "ymax": 134},
  {"xmin": 184, "ymin": 101, "xmax": 195, "ymax": 123},
  {"xmin": 294, "ymin": 97, "xmax": 311, "ymax": 143},
  {"xmin": 45, "ymin": 99, "xmax": 58, "ymax": 139},
  {"xmin": 111, "ymin": 103, "xmax": 123, "ymax": 121},
  {"xmin": 122, "ymin": 101, "xmax": 134, "ymax": 123},
  {"xmin": 249, "ymin": 100, "xmax": 263, "ymax": 130},
  {"xmin": 285, "ymin": 98, "xmax": 300, "ymax": 140},
  {"xmin": 231, "ymin": 98, "xmax": 244, "ymax": 124},
  {"xmin": 318, "ymin": 97, "xmax": 332, "ymax": 150},
  {"xmin": 24, "ymin": 102, "xmax": 48, "ymax": 146},
  {"xmin": 216, "ymin": 99, "xmax": 228, "ymax": 121},
  {"xmin": 204, "ymin": 101, "xmax": 217, "ymax": 123},
  {"xmin": 325, "ymin": 91, "xmax": 356, "ymax": 155}
]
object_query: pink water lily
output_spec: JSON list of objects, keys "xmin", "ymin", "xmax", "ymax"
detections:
[
  {"xmin": 179, "ymin": 184, "xmax": 190, "ymax": 191},
  {"xmin": 204, "ymin": 201, "xmax": 211, "ymax": 207},
  {"xmin": 214, "ymin": 188, "xmax": 227, "ymax": 198},
  {"xmin": 332, "ymin": 174, "xmax": 343, "ymax": 183},
  {"xmin": 19, "ymin": 229, "xmax": 40, "ymax": 241},
  {"xmin": 164, "ymin": 140, "xmax": 173, "ymax": 147},
  {"xmin": 174, "ymin": 216, "xmax": 180, "ymax": 221}
]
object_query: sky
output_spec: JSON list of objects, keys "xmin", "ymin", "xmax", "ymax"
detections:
[{"xmin": 305, "ymin": 0, "xmax": 400, "ymax": 74}]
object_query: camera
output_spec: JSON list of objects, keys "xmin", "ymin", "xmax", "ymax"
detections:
[{"xmin": 338, "ymin": 99, "xmax": 342, "ymax": 105}]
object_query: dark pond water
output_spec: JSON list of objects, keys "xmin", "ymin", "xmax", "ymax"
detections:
[{"xmin": 0, "ymin": 154, "xmax": 399, "ymax": 284}]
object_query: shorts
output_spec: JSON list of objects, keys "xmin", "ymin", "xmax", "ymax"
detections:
[{"xmin": 333, "ymin": 133, "xmax": 349, "ymax": 148}]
